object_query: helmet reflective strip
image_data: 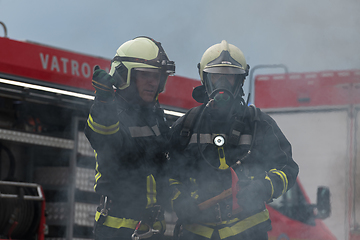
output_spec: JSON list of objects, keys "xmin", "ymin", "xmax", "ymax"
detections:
[
  {"xmin": 188, "ymin": 133, "xmax": 252, "ymax": 145},
  {"xmin": 146, "ymin": 174, "xmax": 157, "ymax": 208},
  {"xmin": 128, "ymin": 125, "xmax": 160, "ymax": 137}
]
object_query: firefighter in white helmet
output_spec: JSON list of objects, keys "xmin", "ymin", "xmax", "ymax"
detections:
[
  {"xmin": 85, "ymin": 36, "xmax": 175, "ymax": 240},
  {"xmin": 168, "ymin": 40, "xmax": 299, "ymax": 240}
]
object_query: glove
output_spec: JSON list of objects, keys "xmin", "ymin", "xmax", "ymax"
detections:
[
  {"xmin": 142, "ymin": 206, "xmax": 163, "ymax": 225},
  {"xmin": 92, "ymin": 66, "xmax": 115, "ymax": 101},
  {"xmin": 173, "ymin": 194, "xmax": 201, "ymax": 223},
  {"xmin": 236, "ymin": 179, "xmax": 272, "ymax": 213}
]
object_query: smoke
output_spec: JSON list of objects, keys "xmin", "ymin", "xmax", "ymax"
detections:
[
  {"xmin": 0, "ymin": 1, "xmax": 359, "ymax": 239},
  {"xmin": 201, "ymin": 0, "xmax": 360, "ymax": 74},
  {"xmin": 1, "ymin": 0, "xmax": 359, "ymax": 79}
]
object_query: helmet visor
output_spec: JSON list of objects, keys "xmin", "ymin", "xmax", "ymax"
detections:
[
  {"xmin": 134, "ymin": 68, "xmax": 160, "ymax": 73},
  {"xmin": 204, "ymin": 72, "xmax": 243, "ymax": 98},
  {"xmin": 134, "ymin": 68, "xmax": 169, "ymax": 94},
  {"xmin": 112, "ymin": 63, "xmax": 129, "ymax": 89}
]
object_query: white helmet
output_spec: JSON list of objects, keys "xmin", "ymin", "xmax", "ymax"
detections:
[
  {"xmin": 198, "ymin": 40, "xmax": 249, "ymax": 99},
  {"xmin": 109, "ymin": 36, "xmax": 175, "ymax": 93}
]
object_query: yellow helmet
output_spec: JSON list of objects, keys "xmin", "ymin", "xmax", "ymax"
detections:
[
  {"xmin": 109, "ymin": 36, "xmax": 175, "ymax": 93},
  {"xmin": 198, "ymin": 40, "xmax": 249, "ymax": 98}
]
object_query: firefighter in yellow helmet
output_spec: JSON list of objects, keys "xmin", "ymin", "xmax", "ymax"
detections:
[
  {"xmin": 85, "ymin": 36, "xmax": 175, "ymax": 240},
  {"xmin": 168, "ymin": 40, "xmax": 299, "ymax": 240}
]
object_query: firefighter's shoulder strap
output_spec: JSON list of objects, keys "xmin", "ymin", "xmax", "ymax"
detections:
[
  {"xmin": 248, "ymin": 104, "xmax": 261, "ymax": 123},
  {"xmin": 179, "ymin": 105, "xmax": 204, "ymax": 149},
  {"xmin": 227, "ymin": 104, "xmax": 260, "ymax": 145}
]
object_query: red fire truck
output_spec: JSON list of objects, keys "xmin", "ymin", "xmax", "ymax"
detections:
[
  {"xmin": 0, "ymin": 35, "xmax": 337, "ymax": 240},
  {"xmin": 255, "ymin": 69, "xmax": 360, "ymax": 240}
]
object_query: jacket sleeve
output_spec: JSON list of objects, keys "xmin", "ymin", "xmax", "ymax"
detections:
[
  {"xmin": 254, "ymin": 111, "xmax": 299, "ymax": 200},
  {"xmin": 84, "ymin": 98, "xmax": 127, "ymax": 195},
  {"xmin": 168, "ymin": 115, "xmax": 189, "ymax": 206},
  {"xmin": 84, "ymin": 98, "xmax": 123, "ymax": 151}
]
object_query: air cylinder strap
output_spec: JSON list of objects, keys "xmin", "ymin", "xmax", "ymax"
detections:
[
  {"xmin": 179, "ymin": 106, "xmax": 204, "ymax": 148},
  {"xmin": 188, "ymin": 134, "xmax": 251, "ymax": 145}
]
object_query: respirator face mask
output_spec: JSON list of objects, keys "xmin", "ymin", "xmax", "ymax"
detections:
[{"xmin": 205, "ymin": 73, "xmax": 239, "ymax": 108}]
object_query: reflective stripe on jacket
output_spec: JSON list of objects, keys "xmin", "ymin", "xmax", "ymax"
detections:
[
  {"xmin": 95, "ymin": 210, "xmax": 166, "ymax": 232},
  {"xmin": 183, "ymin": 209, "xmax": 269, "ymax": 239}
]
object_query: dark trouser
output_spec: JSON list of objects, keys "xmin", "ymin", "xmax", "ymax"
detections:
[
  {"xmin": 178, "ymin": 227, "xmax": 268, "ymax": 240},
  {"xmin": 94, "ymin": 221, "xmax": 165, "ymax": 240}
]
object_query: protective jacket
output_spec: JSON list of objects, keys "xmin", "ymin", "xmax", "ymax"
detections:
[
  {"xmin": 169, "ymin": 103, "xmax": 299, "ymax": 240},
  {"xmin": 85, "ymin": 93, "xmax": 169, "ymax": 235}
]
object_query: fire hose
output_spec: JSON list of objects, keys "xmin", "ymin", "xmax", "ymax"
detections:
[
  {"xmin": 0, "ymin": 181, "xmax": 45, "ymax": 239},
  {"xmin": 198, "ymin": 188, "xmax": 242, "ymax": 213}
]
